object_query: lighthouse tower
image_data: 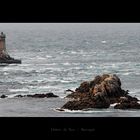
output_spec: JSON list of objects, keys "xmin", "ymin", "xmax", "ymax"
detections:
[{"xmin": 0, "ymin": 32, "xmax": 10, "ymax": 58}]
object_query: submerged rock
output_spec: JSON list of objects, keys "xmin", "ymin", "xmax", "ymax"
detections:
[
  {"xmin": 62, "ymin": 74, "xmax": 140, "ymax": 110},
  {"xmin": 14, "ymin": 93, "xmax": 59, "ymax": 98},
  {"xmin": 14, "ymin": 95, "xmax": 24, "ymax": 98},
  {"xmin": 0, "ymin": 94, "xmax": 8, "ymax": 98}
]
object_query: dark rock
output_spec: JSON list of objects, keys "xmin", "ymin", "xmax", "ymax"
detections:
[
  {"xmin": 56, "ymin": 108, "xmax": 65, "ymax": 111},
  {"xmin": 114, "ymin": 99, "xmax": 140, "ymax": 109},
  {"xmin": 65, "ymin": 92, "xmax": 91, "ymax": 99},
  {"xmin": 0, "ymin": 94, "xmax": 8, "ymax": 98},
  {"xmin": 65, "ymin": 89, "xmax": 74, "ymax": 93},
  {"xmin": 75, "ymin": 81, "xmax": 90, "ymax": 93},
  {"xmin": 14, "ymin": 93, "xmax": 59, "ymax": 98},
  {"xmin": 45, "ymin": 93, "xmax": 59, "ymax": 98},
  {"xmin": 62, "ymin": 74, "xmax": 140, "ymax": 110},
  {"xmin": 125, "ymin": 94, "xmax": 139, "ymax": 102},
  {"xmin": 92, "ymin": 74, "xmax": 123, "ymax": 97},
  {"xmin": 68, "ymin": 74, "xmax": 124, "ymax": 99},
  {"xmin": 14, "ymin": 95, "xmax": 24, "ymax": 98},
  {"xmin": 62, "ymin": 94, "xmax": 110, "ymax": 110}
]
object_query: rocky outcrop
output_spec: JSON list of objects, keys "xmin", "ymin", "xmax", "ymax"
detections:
[
  {"xmin": 14, "ymin": 93, "xmax": 59, "ymax": 98},
  {"xmin": 75, "ymin": 74, "xmax": 123, "ymax": 98},
  {"xmin": 63, "ymin": 93, "xmax": 110, "ymax": 110},
  {"xmin": 0, "ymin": 93, "xmax": 59, "ymax": 98},
  {"xmin": 61, "ymin": 74, "xmax": 140, "ymax": 110}
]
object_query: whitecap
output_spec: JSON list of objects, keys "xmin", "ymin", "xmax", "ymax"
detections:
[
  {"xmin": 55, "ymin": 108, "xmax": 139, "ymax": 113},
  {"xmin": 9, "ymin": 88, "xmax": 29, "ymax": 92},
  {"xmin": 70, "ymin": 51, "xmax": 77, "ymax": 54},
  {"xmin": 43, "ymin": 63, "xmax": 57, "ymax": 66},
  {"xmin": 7, "ymin": 93, "xmax": 29, "ymax": 98},
  {"xmin": 46, "ymin": 55, "xmax": 52, "ymax": 58},
  {"xmin": 60, "ymin": 80, "xmax": 70, "ymax": 83},
  {"xmin": 122, "ymin": 72, "xmax": 131, "ymax": 76},
  {"xmin": 38, "ymin": 86, "xmax": 51, "ymax": 89},
  {"xmin": 59, "ymin": 96, "xmax": 66, "ymax": 99},
  {"xmin": 101, "ymin": 40, "xmax": 107, "ymax": 43},
  {"xmin": 62, "ymin": 62, "xmax": 71, "ymax": 66},
  {"xmin": 129, "ymin": 89, "xmax": 140, "ymax": 94},
  {"xmin": 4, "ymin": 72, "xmax": 9, "ymax": 75},
  {"xmin": 110, "ymin": 103, "xmax": 118, "ymax": 107},
  {"xmin": 38, "ymin": 57, "xmax": 46, "ymax": 60},
  {"xmin": 88, "ymin": 65, "xmax": 93, "ymax": 69},
  {"xmin": 55, "ymin": 108, "xmax": 113, "ymax": 113}
]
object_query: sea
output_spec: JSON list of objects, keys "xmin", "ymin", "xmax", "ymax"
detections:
[{"xmin": 0, "ymin": 23, "xmax": 140, "ymax": 117}]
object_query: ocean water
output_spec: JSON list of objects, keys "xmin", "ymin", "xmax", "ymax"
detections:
[{"xmin": 0, "ymin": 23, "xmax": 140, "ymax": 117}]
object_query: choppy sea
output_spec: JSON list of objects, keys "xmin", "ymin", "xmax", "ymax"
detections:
[{"xmin": 0, "ymin": 23, "xmax": 140, "ymax": 117}]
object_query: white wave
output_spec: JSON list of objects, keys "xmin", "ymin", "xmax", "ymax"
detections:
[
  {"xmin": 72, "ymin": 63, "xmax": 80, "ymax": 66},
  {"xmin": 7, "ymin": 93, "xmax": 28, "ymax": 98},
  {"xmin": 3, "ymin": 67, "xmax": 13, "ymax": 71},
  {"xmin": 62, "ymin": 62, "xmax": 71, "ymax": 66},
  {"xmin": 4, "ymin": 72, "xmax": 9, "ymax": 75},
  {"xmin": 45, "ymin": 67, "xmax": 61, "ymax": 71},
  {"xmin": 88, "ymin": 65, "xmax": 93, "ymax": 69},
  {"xmin": 101, "ymin": 40, "xmax": 107, "ymax": 43},
  {"xmin": 45, "ymin": 63, "xmax": 57, "ymax": 66},
  {"xmin": 59, "ymin": 96, "xmax": 66, "ymax": 99},
  {"xmin": 129, "ymin": 89, "xmax": 140, "ymax": 94},
  {"xmin": 110, "ymin": 103, "xmax": 118, "ymax": 108},
  {"xmin": 55, "ymin": 108, "xmax": 140, "ymax": 113},
  {"xmin": 55, "ymin": 108, "xmax": 113, "ymax": 113},
  {"xmin": 70, "ymin": 51, "xmax": 77, "ymax": 54},
  {"xmin": 122, "ymin": 72, "xmax": 131, "ymax": 76},
  {"xmin": 38, "ymin": 86, "xmax": 51, "ymax": 89},
  {"xmin": 37, "ymin": 57, "xmax": 46, "ymax": 60},
  {"xmin": 110, "ymin": 63, "xmax": 119, "ymax": 68},
  {"xmin": 60, "ymin": 80, "xmax": 70, "ymax": 83},
  {"xmin": 9, "ymin": 88, "xmax": 29, "ymax": 92},
  {"xmin": 60, "ymin": 52, "xmax": 65, "ymax": 55},
  {"xmin": 46, "ymin": 55, "xmax": 52, "ymax": 58},
  {"xmin": 37, "ymin": 85, "xmax": 61, "ymax": 91}
]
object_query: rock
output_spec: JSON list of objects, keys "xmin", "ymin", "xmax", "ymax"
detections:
[
  {"xmin": 114, "ymin": 98, "xmax": 140, "ymax": 109},
  {"xmin": 125, "ymin": 94, "xmax": 139, "ymax": 102},
  {"xmin": 0, "ymin": 94, "xmax": 8, "ymax": 98},
  {"xmin": 56, "ymin": 108, "xmax": 65, "ymax": 111},
  {"xmin": 64, "ymin": 89, "xmax": 74, "ymax": 93},
  {"xmin": 14, "ymin": 93, "xmax": 59, "ymax": 98},
  {"xmin": 62, "ymin": 94, "xmax": 110, "ymax": 110},
  {"xmin": 14, "ymin": 95, "xmax": 24, "ymax": 98},
  {"xmin": 114, "ymin": 95, "xmax": 140, "ymax": 109},
  {"xmin": 91, "ymin": 74, "xmax": 123, "ymax": 97},
  {"xmin": 64, "ymin": 89, "xmax": 74, "ymax": 94},
  {"xmin": 67, "ymin": 74, "xmax": 124, "ymax": 100},
  {"xmin": 75, "ymin": 81, "xmax": 90, "ymax": 93},
  {"xmin": 65, "ymin": 89, "xmax": 74, "ymax": 92},
  {"xmin": 62, "ymin": 74, "xmax": 140, "ymax": 110},
  {"xmin": 65, "ymin": 92, "xmax": 91, "ymax": 99},
  {"xmin": 45, "ymin": 93, "xmax": 59, "ymax": 98}
]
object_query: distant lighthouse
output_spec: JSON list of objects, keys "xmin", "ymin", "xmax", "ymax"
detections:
[
  {"xmin": 0, "ymin": 32, "xmax": 8, "ymax": 57},
  {"xmin": 0, "ymin": 32, "xmax": 21, "ymax": 64}
]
